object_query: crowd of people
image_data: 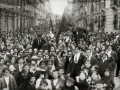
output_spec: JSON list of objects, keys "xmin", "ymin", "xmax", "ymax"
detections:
[{"xmin": 0, "ymin": 28, "xmax": 120, "ymax": 90}]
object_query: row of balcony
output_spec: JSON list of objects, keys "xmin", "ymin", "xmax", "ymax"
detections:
[{"xmin": 27, "ymin": 0, "xmax": 44, "ymax": 4}]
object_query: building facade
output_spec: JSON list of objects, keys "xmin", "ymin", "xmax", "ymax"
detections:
[
  {"xmin": 67, "ymin": 0, "xmax": 120, "ymax": 33},
  {"xmin": 0, "ymin": 0, "xmax": 53, "ymax": 35}
]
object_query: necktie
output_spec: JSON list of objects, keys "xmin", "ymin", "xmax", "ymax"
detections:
[
  {"xmin": 75, "ymin": 54, "xmax": 77, "ymax": 63},
  {"xmin": 38, "ymin": 39, "xmax": 39, "ymax": 44}
]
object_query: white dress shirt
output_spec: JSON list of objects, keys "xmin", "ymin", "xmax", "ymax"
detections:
[
  {"xmin": 19, "ymin": 64, "xmax": 23, "ymax": 72},
  {"xmin": 4, "ymin": 76, "xmax": 9, "ymax": 88},
  {"xmin": 74, "ymin": 53, "xmax": 80, "ymax": 63},
  {"xmin": 53, "ymin": 78, "xmax": 58, "ymax": 86},
  {"xmin": 36, "ymin": 78, "xmax": 52, "ymax": 89}
]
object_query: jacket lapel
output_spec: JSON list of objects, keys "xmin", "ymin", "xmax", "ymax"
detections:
[{"xmin": 3, "ymin": 77, "xmax": 7, "ymax": 88}]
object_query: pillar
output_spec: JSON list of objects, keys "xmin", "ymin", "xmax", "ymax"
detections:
[{"xmin": 8, "ymin": 16, "xmax": 12, "ymax": 34}]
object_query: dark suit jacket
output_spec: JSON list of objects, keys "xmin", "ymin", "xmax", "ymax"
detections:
[
  {"xmin": 66, "ymin": 57, "xmax": 75, "ymax": 77},
  {"xmin": 32, "ymin": 38, "xmax": 46, "ymax": 50},
  {"xmin": 0, "ymin": 74, "xmax": 17, "ymax": 90},
  {"xmin": 117, "ymin": 47, "xmax": 120, "ymax": 64},
  {"xmin": 72, "ymin": 54, "xmax": 86, "ymax": 78},
  {"xmin": 51, "ymin": 78, "xmax": 64, "ymax": 90},
  {"xmin": 19, "ymin": 82, "xmax": 36, "ymax": 90},
  {"xmin": 84, "ymin": 56, "xmax": 98, "ymax": 66},
  {"xmin": 15, "ymin": 64, "xmax": 23, "ymax": 73},
  {"xmin": 111, "ymin": 50, "xmax": 118, "ymax": 63}
]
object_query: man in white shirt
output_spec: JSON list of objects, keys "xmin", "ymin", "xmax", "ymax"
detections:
[{"xmin": 0, "ymin": 66, "xmax": 17, "ymax": 90}]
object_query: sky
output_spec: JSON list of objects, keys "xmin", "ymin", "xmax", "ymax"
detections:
[{"xmin": 50, "ymin": 0, "xmax": 68, "ymax": 16}]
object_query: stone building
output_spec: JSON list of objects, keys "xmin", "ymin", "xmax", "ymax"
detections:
[{"xmin": 0, "ymin": 0, "xmax": 53, "ymax": 34}]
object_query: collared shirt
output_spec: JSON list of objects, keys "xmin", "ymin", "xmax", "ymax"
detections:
[
  {"xmin": 102, "ymin": 57, "xmax": 108, "ymax": 63},
  {"xmin": 69, "ymin": 57, "xmax": 72, "ymax": 61},
  {"xmin": 74, "ymin": 53, "xmax": 80, "ymax": 63},
  {"xmin": 4, "ymin": 76, "xmax": 9, "ymax": 88},
  {"xmin": 53, "ymin": 78, "xmax": 58, "ymax": 86},
  {"xmin": 19, "ymin": 64, "xmax": 23, "ymax": 72}
]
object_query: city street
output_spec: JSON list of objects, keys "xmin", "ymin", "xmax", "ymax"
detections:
[{"xmin": 0, "ymin": 0, "xmax": 120, "ymax": 90}]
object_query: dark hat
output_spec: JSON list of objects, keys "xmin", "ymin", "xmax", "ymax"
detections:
[
  {"xmin": 23, "ymin": 63, "xmax": 30, "ymax": 68},
  {"xmin": 40, "ymin": 80, "xmax": 48, "ymax": 85},
  {"xmin": 39, "ymin": 60, "xmax": 47, "ymax": 66},
  {"xmin": 104, "ymin": 69, "xmax": 110, "ymax": 72},
  {"xmin": 56, "ymin": 66, "xmax": 64, "ymax": 71},
  {"xmin": 67, "ymin": 77, "xmax": 74, "ymax": 83},
  {"xmin": 37, "ymin": 34, "xmax": 42, "ymax": 37},
  {"xmin": 2, "ymin": 66, "xmax": 9, "ymax": 72},
  {"xmin": 96, "ymin": 80, "xmax": 103, "ymax": 84}
]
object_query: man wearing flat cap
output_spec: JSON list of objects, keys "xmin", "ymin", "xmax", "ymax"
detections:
[{"xmin": 32, "ymin": 34, "xmax": 46, "ymax": 51}]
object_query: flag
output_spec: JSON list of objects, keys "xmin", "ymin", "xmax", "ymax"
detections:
[
  {"xmin": 49, "ymin": 17, "xmax": 53, "ymax": 32},
  {"xmin": 90, "ymin": 2, "xmax": 94, "ymax": 20},
  {"xmin": 56, "ymin": 10, "xmax": 73, "ymax": 42}
]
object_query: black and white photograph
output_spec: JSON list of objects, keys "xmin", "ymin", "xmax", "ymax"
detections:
[{"xmin": 0, "ymin": 0, "xmax": 120, "ymax": 90}]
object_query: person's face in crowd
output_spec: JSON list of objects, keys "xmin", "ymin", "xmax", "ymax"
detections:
[
  {"xmin": 23, "ymin": 65, "xmax": 30, "ymax": 72},
  {"xmin": 31, "ymin": 61, "xmax": 37, "ymax": 67},
  {"xmin": 40, "ymin": 83, "xmax": 47, "ymax": 90},
  {"xmin": 19, "ymin": 51, "xmax": 23, "ymax": 56},
  {"xmin": 95, "ymin": 48, "xmax": 100, "ymax": 53},
  {"xmin": 68, "ymin": 51, "xmax": 72, "ymax": 57},
  {"xmin": 50, "ymin": 56, "xmax": 55, "ymax": 61},
  {"xmin": 50, "ymin": 51, "xmax": 55, "ymax": 55},
  {"xmin": 62, "ymin": 53, "xmax": 66, "ymax": 58},
  {"xmin": 71, "ymin": 44, "xmax": 75, "ymax": 50},
  {"xmin": 75, "ymin": 47, "xmax": 80, "ymax": 54},
  {"xmin": 4, "ymin": 70, "xmax": 10, "ymax": 77},
  {"xmin": 14, "ymin": 49, "xmax": 18, "ymax": 53},
  {"xmin": 79, "ymin": 72, "xmax": 86, "ymax": 80},
  {"xmin": 101, "ymin": 45, "xmax": 106, "ymax": 51},
  {"xmin": 38, "ymin": 52, "xmax": 42, "ymax": 58},
  {"xmin": 1, "ymin": 51, "xmax": 6, "ymax": 56},
  {"xmin": 50, "ymin": 47, "xmax": 55, "ymax": 52},
  {"xmin": 97, "ymin": 42, "xmax": 100, "ymax": 46},
  {"xmin": 96, "ymin": 83, "xmax": 103, "ymax": 90},
  {"xmin": 52, "ymin": 71, "xmax": 58, "ymax": 79},
  {"xmin": 18, "ymin": 58, "xmax": 24, "ymax": 64},
  {"xmin": 44, "ymin": 55, "xmax": 49, "ymax": 60},
  {"xmin": 39, "ymin": 49, "xmax": 43, "ymax": 53},
  {"xmin": 40, "ymin": 62, "xmax": 46, "ymax": 69},
  {"xmin": 11, "ymin": 57, "xmax": 16, "ymax": 64},
  {"xmin": 6, "ymin": 40, "xmax": 10, "ymax": 45},
  {"xmin": 44, "ymin": 50, "xmax": 49, "ymax": 54},
  {"xmin": 86, "ymin": 50, "xmax": 91, "ymax": 57},
  {"xmin": 1, "ymin": 42, "xmax": 5, "ymax": 47},
  {"xmin": 106, "ymin": 41, "xmax": 109, "ymax": 45},
  {"xmin": 108, "ymin": 46, "xmax": 112, "ymax": 51},
  {"xmin": 91, "ymin": 73, "xmax": 98, "ymax": 80},
  {"xmin": 58, "ymin": 40, "xmax": 62, "ymax": 44},
  {"xmin": 58, "ymin": 69, "xmax": 64, "ymax": 77},
  {"xmin": 47, "ymin": 62, "xmax": 52, "ymax": 70},
  {"xmin": 0, "ymin": 59, "xmax": 4, "ymax": 66},
  {"xmin": 85, "ymin": 61, "xmax": 91, "ymax": 68},
  {"xmin": 104, "ymin": 71, "xmax": 110, "ymax": 77},
  {"xmin": 34, "ymin": 48, "xmax": 38, "ymax": 54},
  {"xmin": 58, "ymin": 46, "xmax": 62, "ymax": 50},
  {"xmin": 29, "ymin": 77, "xmax": 36, "ymax": 84},
  {"xmin": 66, "ymin": 80, "xmax": 73, "ymax": 87},
  {"xmin": 10, "ymin": 49, "xmax": 14, "ymax": 54},
  {"xmin": 28, "ymin": 49, "xmax": 32, "ymax": 54}
]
